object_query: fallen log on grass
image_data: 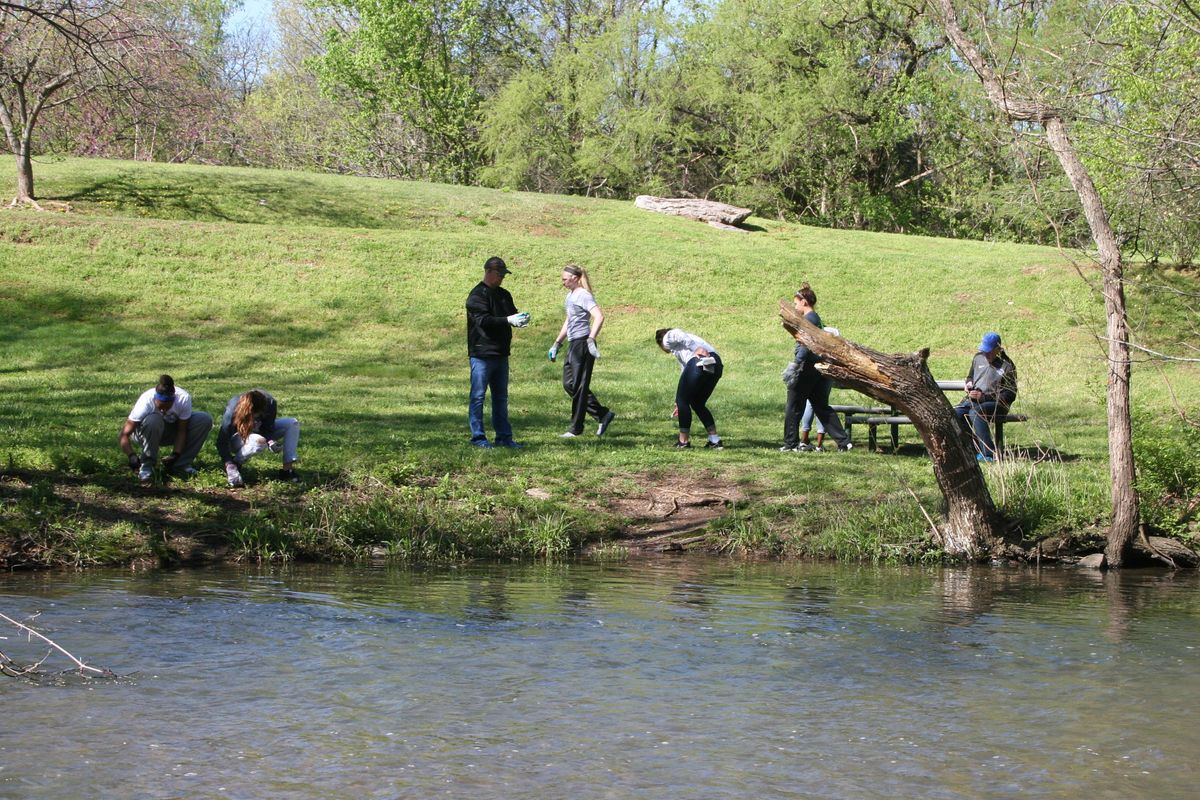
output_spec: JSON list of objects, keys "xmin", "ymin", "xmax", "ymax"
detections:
[{"xmin": 634, "ymin": 196, "xmax": 752, "ymax": 232}]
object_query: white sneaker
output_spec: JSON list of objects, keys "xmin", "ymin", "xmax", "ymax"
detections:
[
  {"xmin": 225, "ymin": 463, "xmax": 244, "ymax": 488},
  {"xmin": 560, "ymin": 431, "xmax": 578, "ymax": 438}
]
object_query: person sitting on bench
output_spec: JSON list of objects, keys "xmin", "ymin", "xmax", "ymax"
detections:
[{"xmin": 955, "ymin": 331, "xmax": 1018, "ymax": 462}]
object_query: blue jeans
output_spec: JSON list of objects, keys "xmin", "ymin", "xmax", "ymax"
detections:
[
  {"xmin": 469, "ymin": 357, "xmax": 513, "ymax": 444},
  {"xmin": 955, "ymin": 399, "xmax": 1003, "ymax": 457}
]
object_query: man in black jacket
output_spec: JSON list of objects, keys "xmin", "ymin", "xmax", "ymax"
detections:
[{"xmin": 466, "ymin": 256, "xmax": 530, "ymax": 448}]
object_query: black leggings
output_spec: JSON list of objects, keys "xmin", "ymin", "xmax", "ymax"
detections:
[
  {"xmin": 676, "ymin": 355, "xmax": 723, "ymax": 433},
  {"xmin": 562, "ymin": 338, "xmax": 609, "ymax": 434},
  {"xmin": 784, "ymin": 369, "xmax": 849, "ymax": 448}
]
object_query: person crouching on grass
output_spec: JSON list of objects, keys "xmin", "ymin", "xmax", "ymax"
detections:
[
  {"xmin": 548, "ymin": 264, "xmax": 616, "ymax": 439},
  {"xmin": 119, "ymin": 374, "xmax": 213, "ymax": 483},
  {"xmin": 217, "ymin": 389, "xmax": 301, "ymax": 487},
  {"xmin": 655, "ymin": 328, "xmax": 723, "ymax": 449}
]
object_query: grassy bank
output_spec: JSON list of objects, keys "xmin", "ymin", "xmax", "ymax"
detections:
[{"xmin": 2, "ymin": 158, "xmax": 1197, "ymax": 567}]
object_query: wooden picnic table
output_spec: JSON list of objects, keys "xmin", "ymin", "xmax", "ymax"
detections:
[{"xmin": 836, "ymin": 381, "xmax": 1028, "ymax": 452}]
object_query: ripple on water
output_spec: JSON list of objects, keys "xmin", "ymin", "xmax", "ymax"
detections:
[{"xmin": 1, "ymin": 561, "xmax": 1198, "ymax": 799}]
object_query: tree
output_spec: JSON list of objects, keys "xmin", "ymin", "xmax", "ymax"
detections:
[
  {"xmin": 931, "ymin": 0, "xmax": 1140, "ymax": 565},
  {"xmin": 0, "ymin": 1, "xmax": 184, "ymax": 205},
  {"xmin": 309, "ymin": 0, "xmax": 511, "ymax": 183},
  {"xmin": 781, "ymin": 301, "xmax": 1007, "ymax": 558}
]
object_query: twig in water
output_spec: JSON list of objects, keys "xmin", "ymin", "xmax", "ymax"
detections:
[{"xmin": 0, "ymin": 612, "xmax": 109, "ymax": 676}]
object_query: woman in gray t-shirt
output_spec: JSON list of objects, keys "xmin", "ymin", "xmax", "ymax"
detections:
[{"xmin": 547, "ymin": 264, "xmax": 616, "ymax": 438}]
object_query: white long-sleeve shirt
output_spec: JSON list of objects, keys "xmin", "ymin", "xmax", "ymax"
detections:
[{"xmin": 662, "ymin": 329, "xmax": 717, "ymax": 370}]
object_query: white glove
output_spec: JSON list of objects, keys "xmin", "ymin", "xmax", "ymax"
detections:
[
  {"xmin": 782, "ymin": 362, "xmax": 799, "ymax": 384},
  {"xmin": 696, "ymin": 356, "xmax": 716, "ymax": 367},
  {"xmin": 548, "ymin": 342, "xmax": 559, "ymax": 361},
  {"xmin": 587, "ymin": 338, "xmax": 600, "ymax": 358},
  {"xmin": 507, "ymin": 312, "xmax": 530, "ymax": 327},
  {"xmin": 823, "ymin": 326, "xmax": 840, "ymax": 337}
]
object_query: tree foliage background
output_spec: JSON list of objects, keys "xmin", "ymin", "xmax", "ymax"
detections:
[{"xmin": 9, "ymin": 0, "xmax": 1200, "ymax": 259}]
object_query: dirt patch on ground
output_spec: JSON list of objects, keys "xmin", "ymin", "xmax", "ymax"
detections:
[{"xmin": 597, "ymin": 471, "xmax": 747, "ymax": 554}]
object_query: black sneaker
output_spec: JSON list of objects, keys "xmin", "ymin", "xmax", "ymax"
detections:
[
  {"xmin": 673, "ymin": 440, "xmax": 692, "ymax": 449},
  {"xmin": 837, "ymin": 442, "xmax": 854, "ymax": 451},
  {"xmin": 704, "ymin": 440, "xmax": 723, "ymax": 450},
  {"xmin": 797, "ymin": 442, "xmax": 815, "ymax": 452},
  {"xmin": 596, "ymin": 410, "xmax": 616, "ymax": 437},
  {"xmin": 277, "ymin": 468, "xmax": 302, "ymax": 483}
]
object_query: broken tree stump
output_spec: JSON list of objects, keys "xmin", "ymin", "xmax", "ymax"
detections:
[
  {"xmin": 634, "ymin": 196, "xmax": 752, "ymax": 232},
  {"xmin": 780, "ymin": 300, "xmax": 1007, "ymax": 559}
]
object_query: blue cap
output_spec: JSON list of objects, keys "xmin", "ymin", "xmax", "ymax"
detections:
[{"xmin": 979, "ymin": 332, "xmax": 1001, "ymax": 352}]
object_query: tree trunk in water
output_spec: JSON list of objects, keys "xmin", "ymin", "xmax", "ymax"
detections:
[
  {"xmin": 1044, "ymin": 121, "xmax": 1139, "ymax": 566},
  {"xmin": 780, "ymin": 302, "xmax": 1006, "ymax": 558}
]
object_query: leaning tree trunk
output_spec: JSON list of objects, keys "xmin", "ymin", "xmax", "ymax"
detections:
[{"xmin": 781, "ymin": 302, "xmax": 1006, "ymax": 558}]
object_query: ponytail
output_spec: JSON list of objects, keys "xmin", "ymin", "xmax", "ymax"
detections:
[{"xmin": 564, "ymin": 263, "xmax": 592, "ymax": 293}]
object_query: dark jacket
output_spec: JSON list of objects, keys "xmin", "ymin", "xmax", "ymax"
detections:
[
  {"xmin": 466, "ymin": 281, "xmax": 518, "ymax": 358},
  {"xmin": 793, "ymin": 310, "xmax": 823, "ymax": 371},
  {"xmin": 217, "ymin": 390, "xmax": 277, "ymax": 463}
]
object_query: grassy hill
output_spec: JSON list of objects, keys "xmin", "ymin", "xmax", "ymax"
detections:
[{"xmin": 2, "ymin": 158, "xmax": 1196, "ymax": 566}]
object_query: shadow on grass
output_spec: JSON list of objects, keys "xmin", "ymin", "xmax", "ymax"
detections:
[{"xmin": 55, "ymin": 173, "xmax": 399, "ymax": 230}]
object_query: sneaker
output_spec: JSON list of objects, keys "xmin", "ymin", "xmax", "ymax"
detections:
[
  {"xmin": 813, "ymin": 445, "xmax": 825, "ymax": 452},
  {"xmin": 797, "ymin": 443, "xmax": 815, "ymax": 452},
  {"xmin": 471, "ymin": 439, "xmax": 494, "ymax": 449},
  {"xmin": 976, "ymin": 453, "xmax": 994, "ymax": 463},
  {"xmin": 277, "ymin": 468, "xmax": 302, "ymax": 483},
  {"xmin": 596, "ymin": 410, "xmax": 616, "ymax": 437},
  {"xmin": 171, "ymin": 465, "xmax": 200, "ymax": 479},
  {"xmin": 225, "ymin": 463, "xmax": 245, "ymax": 488},
  {"xmin": 560, "ymin": 431, "xmax": 579, "ymax": 438},
  {"xmin": 137, "ymin": 462, "xmax": 154, "ymax": 483},
  {"xmin": 779, "ymin": 445, "xmax": 799, "ymax": 452},
  {"xmin": 496, "ymin": 440, "xmax": 525, "ymax": 449},
  {"xmin": 837, "ymin": 442, "xmax": 854, "ymax": 451},
  {"xmin": 674, "ymin": 440, "xmax": 692, "ymax": 449},
  {"xmin": 704, "ymin": 440, "xmax": 724, "ymax": 450}
]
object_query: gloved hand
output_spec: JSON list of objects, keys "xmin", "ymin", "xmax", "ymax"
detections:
[
  {"xmin": 781, "ymin": 362, "xmax": 799, "ymax": 384},
  {"xmin": 267, "ymin": 439, "xmax": 282, "ymax": 453},
  {"xmin": 507, "ymin": 312, "xmax": 530, "ymax": 328},
  {"xmin": 161, "ymin": 452, "xmax": 179, "ymax": 470},
  {"xmin": 127, "ymin": 453, "xmax": 140, "ymax": 471},
  {"xmin": 587, "ymin": 338, "xmax": 600, "ymax": 359},
  {"xmin": 547, "ymin": 342, "xmax": 559, "ymax": 362}
]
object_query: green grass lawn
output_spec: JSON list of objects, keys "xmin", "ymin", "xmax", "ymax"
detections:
[{"xmin": 2, "ymin": 157, "xmax": 1197, "ymax": 566}]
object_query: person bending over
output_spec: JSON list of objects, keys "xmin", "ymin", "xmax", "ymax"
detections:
[
  {"xmin": 217, "ymin": 389, "xmax": 301, "ymax": 487},
  {"xmin": 656, "ymin": 328, "xmax": 723, "ymax": 450}
]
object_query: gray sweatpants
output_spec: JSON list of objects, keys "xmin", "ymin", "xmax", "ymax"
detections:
[{"xmin": 133, "ymin": 410, "xmax": 213, "ymax": 469}]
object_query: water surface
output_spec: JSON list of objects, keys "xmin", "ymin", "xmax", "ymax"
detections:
[{"xmin": 2, "ymin": 560, "xmax": 1197, "ymax": 799}]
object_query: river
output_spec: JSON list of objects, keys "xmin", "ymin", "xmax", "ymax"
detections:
[{"xmin": 2, "ymin": 560, "xmax": 1198, "ymax": 799}]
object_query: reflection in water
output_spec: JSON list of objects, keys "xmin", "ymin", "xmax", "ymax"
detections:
[{"xmin": 2, "ymin": 560, "xmax": 1199, "ymax": 799}]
